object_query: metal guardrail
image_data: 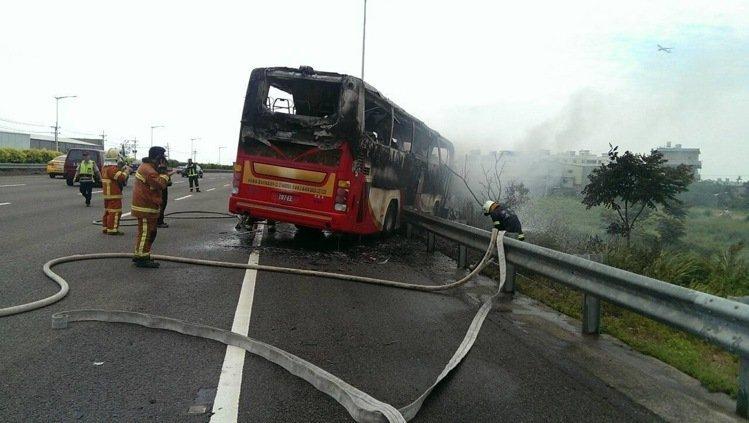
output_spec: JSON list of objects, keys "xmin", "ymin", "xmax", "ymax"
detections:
[
  {"xmin": 202, "ymin": 168, "xmax": 233, "ymax": 173},
  {"xmin": 403, "ymin": 207, "xmax": 749, "ymax": 416},
  {"xmin": 0, "ymin": 163, "xmax": 46, "ymax": 169}
]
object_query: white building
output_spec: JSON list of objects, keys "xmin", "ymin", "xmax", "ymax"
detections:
[
  {"xmin": 0, "ymin": 130, "xmax": 104, "ymax": 153},
  {"xmin": 655, "ymin": 142, "xmax": 701, "ymax": 179}
]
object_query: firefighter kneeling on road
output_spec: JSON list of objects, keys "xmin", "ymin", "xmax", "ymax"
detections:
[
  {"xmin": 483, "ymin": 200, "xmax": 525, "ymax": 241},
  {"xmin": 131, "ymin": 146, "xmax": 176, "ymax": 268},
  {"xmin": 101, "ymin": 158, "xmax": 131, "ymax": 235}
]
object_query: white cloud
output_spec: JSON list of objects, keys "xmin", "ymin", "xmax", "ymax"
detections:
[{"xmin": 0, "ymin": 0, "xmax": 747, "ymax": 176}]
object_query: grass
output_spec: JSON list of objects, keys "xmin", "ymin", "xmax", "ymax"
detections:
[
  {"xmin": 521, "ymin": 196, "xmax": 749, "ymax": 260},
  {"xmin": 513, "ymin": 273, "xmax": 740, "ymax": 397},
  {"xmin": 494, "ymin": 195, "xmax": 748, "ymax": 397}
]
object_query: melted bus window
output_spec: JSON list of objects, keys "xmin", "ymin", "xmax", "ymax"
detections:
[
  {"xmin": 264, "ymin": 77, "xmax": 341, "ymax": 118},
  {"xmin": 364, "ymin": 93, "xmax": 392, "ymax": 145}
]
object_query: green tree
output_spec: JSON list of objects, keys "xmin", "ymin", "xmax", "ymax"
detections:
[{"xmin": 582, "ymin": 146, "xmax": 693, "ymax": 247}]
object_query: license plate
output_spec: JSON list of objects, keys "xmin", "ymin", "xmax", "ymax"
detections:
[{"xmin": 276, "ymin": 192, "xmax": 296, "ymax": 203}]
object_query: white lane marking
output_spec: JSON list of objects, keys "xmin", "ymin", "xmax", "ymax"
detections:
[
  {"xmin": 174, "ymin": 195, "xmax": 192, "ymax": 201},
  {"xmin": 223, "ymin": 184, "xmax": 230, "ymax": 187},
  {"xmin": 211, "ymin": 228, "xmax": 263, "ymax": 422},
  {"xmin": 0, "ymin": 202, "xmax": 11, "ymax": 206},
  {"xmin": 206, "ymin": 188, "xmax": 216, "ymax": 192},
  {"xmin": 173, "ymin": 181, "xmax": 185, "ymax": 184},
  {"xmin": 0, "ymin": 184, "xmax": 25, "ymax": 188},
  {"xmin": 122, "ymin": 212, "xmax": 131, "ymax": 217},
  {"xmin": 92, "ymin": 190, "xmax": 103, "ymax": 194}
]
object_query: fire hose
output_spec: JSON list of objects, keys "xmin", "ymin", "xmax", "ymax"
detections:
[
  {"xmin": 0, "ymin": 229, "xmax": 507, "ymax": 422},
  {"xmin": 92, "ymin": 210, "xmax": 238, "ymax": 227}
]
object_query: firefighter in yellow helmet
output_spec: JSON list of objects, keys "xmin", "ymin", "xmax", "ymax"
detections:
[{"xmin": 483, "ymin": 200, "xmax": 525, "ymax": 241}]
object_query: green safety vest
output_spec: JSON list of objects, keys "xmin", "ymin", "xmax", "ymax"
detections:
[
  {"xmin": 188, "ymin": 164, "xmax": 197, "ymax": 176},
  {"xmin": 79, "ymin": 160, "xmax": 94, "ymax": 175}
]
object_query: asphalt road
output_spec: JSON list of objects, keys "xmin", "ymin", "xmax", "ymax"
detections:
[{"xmin": 0, "ymin": 174, "xmax": 661, "ymax": 422}]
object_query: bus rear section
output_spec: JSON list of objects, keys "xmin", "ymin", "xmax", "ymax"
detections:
[
  {"xmin": 230, "ymin": 141, "xmax": 382, "ymax": 234},
  {"xmin": 228, "ymin": 67, "xmax": 381, "ymax": 234}
]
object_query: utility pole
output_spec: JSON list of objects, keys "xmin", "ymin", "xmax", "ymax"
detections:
[
  {"xmin": 100, "ymin": 131, "xmax": 107, "ymax": 150},
  {"xmin": 132, "ymin": 138, "xmax": 138, "ymax": 158},
  {"xmin": 218, "ymin": 146, "xmax": 226, "ymax": 165},
  {"xmin": 150, "ymin": 125, "xmax": 164, "ymax": 148},
  {"xmin": 190, "ymin": 138, "xmax": 200, "ymax": 161},
  {"xmin": 361, "ymin": 0, "xmax": 367, "ymax": 80},
  {"xmin": 166, "ymin": 142, "xmax": 171, "ymax": 159},
  {"xmin": 53, "ymin": 95, "xmax": 77, "ymax": 151}
]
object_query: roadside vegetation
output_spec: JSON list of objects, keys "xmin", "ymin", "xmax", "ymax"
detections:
[
  {"xmin": 454, "ymin": 147, "xmax": 749, "ymax": 398},
  {"xmin": 0, "ymin": 147, "xmax": 60, "ymax": 163}
]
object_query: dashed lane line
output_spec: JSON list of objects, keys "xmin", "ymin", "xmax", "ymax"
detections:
[
  {"xmin": 0, "ymin": 184, "xmax": 26, "ymax": 188},
  {"xmin": 0, "ymin": 202, "xmax": 11, "ymax": 206},
  {"xmin": 223, "ymin": 184, "xmax": 230, "ymax": 187},
  {"xmin": 174, "ymin": 195, "xmax": 192, "ymax": 201},
  {"xmin": 210, "ymin": 228, "xmax": 263, "ymax": 422},
  {"xmin": 122, "ymin": 212, "xmax": 131, "ymax": 217},
  {"xmin": 206, "ymin": 188, "xmax": 216, "ymax": 192}
]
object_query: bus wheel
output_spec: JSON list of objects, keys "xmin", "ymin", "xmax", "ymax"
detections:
[
  {"xmin": 381, "ymin": 201, "xmax": 397, "ymax": 237},
  {"xmin": 66, "ymin": 176, "xmax": 74, "ymax": 186}
]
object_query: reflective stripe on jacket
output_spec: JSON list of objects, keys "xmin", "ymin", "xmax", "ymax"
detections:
[
  {"xmin": 76, "ymin": 160, "xmax": 98, "ymax": 181},
  {"xmin": 101, "ymin": 165, "xmax": 128, "ymax": 199},
  {"xmin": 131, "ymin": 161, "xmax": 169, "ymax": 217}
]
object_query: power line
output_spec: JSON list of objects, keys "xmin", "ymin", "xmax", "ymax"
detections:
[{"xmin": 0, "ymin": 116, "xmax": 49, "ymax": 128}]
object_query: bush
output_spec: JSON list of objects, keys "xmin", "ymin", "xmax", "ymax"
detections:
[{"xmin": 0, "ymin": 148, "xmax": 60, "ymax": 163}]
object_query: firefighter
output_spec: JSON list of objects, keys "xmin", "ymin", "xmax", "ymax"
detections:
[
  {"xmin": 100, "ymin": 158, "xmax": 131, "ymax": 235},
  {"xmin": 131, "ymin": 146, "xmax": 176, "ymax": 268},
  {"xmin": 73, "ymin": 151, "xmax": 101, "ymax": 207},
  {"xmin": 186, "ymin": 158, "xmax": 200, "ymax": 192},
  {"xmin": 482, "ymin": 200, "xmax": 525, "ymax": 241}
]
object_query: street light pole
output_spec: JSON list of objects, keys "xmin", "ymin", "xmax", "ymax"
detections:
[
  {"xmin": 190, "ymin": 138, "xmax": 200, "ymax": 161},
  {"xmin": 361, "ymin": 0, "xmax": 367, "ymax": 80},
  {"xmin": 218, "ymin": 146, "xmax": 226, "ymax": 165},
  {"xmin": 150, "ymin": 125, "xmax": 164, "ymax": 148},
  {"xmin": 53, "ymin": 95, "xmax": 77, "ymax": 152}
]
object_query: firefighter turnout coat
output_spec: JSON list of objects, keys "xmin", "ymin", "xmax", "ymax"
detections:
[{"xmin": 131, "ymin": 161, "xmax": 170, "ymax": 218}]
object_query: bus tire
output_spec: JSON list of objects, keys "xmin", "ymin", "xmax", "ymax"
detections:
[
  {"xmin": 381, "ymin": 201, "xmax": 398, "ymax": 237},
  {"xmin": 66, "ymin": 176, "xmax": 74, "ymax": 186}
]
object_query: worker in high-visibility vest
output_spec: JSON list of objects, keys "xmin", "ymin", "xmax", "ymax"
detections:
[
  {"xmin": 73, "ymin": 151, "xmax": 101, "ymax": 207},
  {"xmin": 131, "ymin": 147, "xmax": 176, "ymax": 268},
  {"xmin": 186, "ymin": 158, "xmax": 200, "ymax": 192},
  {"xmin": 100, "ymin": 158, "xmax": 131, "ymax": 235}
]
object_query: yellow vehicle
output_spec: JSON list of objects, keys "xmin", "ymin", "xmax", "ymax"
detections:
[{"xmin": 46, "ymin": 154, "xmax": 66, "ymax": 178}]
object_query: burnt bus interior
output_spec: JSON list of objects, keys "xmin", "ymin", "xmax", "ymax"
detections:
[{"xmin": 239, "ymin": 66, "xmax": 454, "ymax": 212}]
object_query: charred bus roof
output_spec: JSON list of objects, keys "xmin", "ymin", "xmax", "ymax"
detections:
[{"xmin": 242, "ymin": 66, "xmax": 453, "ymax": 152}]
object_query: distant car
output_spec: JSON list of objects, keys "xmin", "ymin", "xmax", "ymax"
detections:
[
  {"xmin": 181, "ymin": 164, "xmax": 203, "ymax": 178},
  {"xmin": 46, "ymin": 154, "xmax": 66, "ymax": 178},
  {"xmin": 64, "ymin": 148, "xmax": 105, "ymax": 187}
]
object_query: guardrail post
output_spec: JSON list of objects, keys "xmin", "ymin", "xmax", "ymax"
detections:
[
  {"xmin": 458, "ymin": 245, "xmax": 467, "ymax": 269},
  {"xmin": 501, "ymin": 262, "xmax": 516, "ymax": 293},
  {"xmin": 426, "ymin": 232, "xmax": 435, "ymax": 253},
  {"xmin": 738, "ymin": 357, "xmax": 748, "ymax": 417},
  {"xmin": 406, "ymin": 223, "xmax": 413, "ymax": 239},
  {"xmin": 582, "ymin": 294, "xmax": 601, "ymax": 335}
]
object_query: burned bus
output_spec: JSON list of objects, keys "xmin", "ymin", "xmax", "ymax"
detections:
[{"xmin": 229, "ymin": 66, "xmax": 453, "ymax": 235}]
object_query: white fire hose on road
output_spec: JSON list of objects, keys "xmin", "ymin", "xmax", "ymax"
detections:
[{"xmin": 1, "ymin": 230, "xmax": 507, "ymax": 422}]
